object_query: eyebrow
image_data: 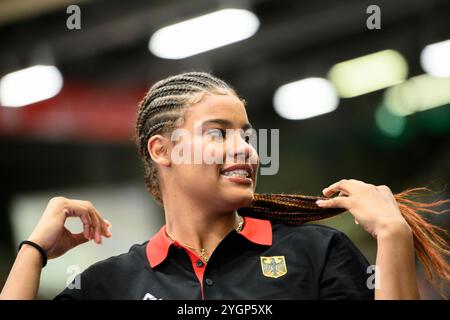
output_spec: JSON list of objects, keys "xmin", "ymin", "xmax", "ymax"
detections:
[{"xmin": 201, "ymin": 118, "xmax": 254, "ymax": 131}]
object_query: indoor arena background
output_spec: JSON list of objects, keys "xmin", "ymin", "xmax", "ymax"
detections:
[{"xmin": 0, "ymin": 0, "xmax": 449, "ymax": 299}]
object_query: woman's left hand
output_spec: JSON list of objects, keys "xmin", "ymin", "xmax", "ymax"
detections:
[{"xmin": 316, "ymin": 179, "xmax": 412, "ymax": 238}]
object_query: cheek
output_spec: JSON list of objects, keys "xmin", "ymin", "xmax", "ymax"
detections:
[
  {"xmin": 174, "ymin": 165, "xmax": 218, "ymax": 195},
  {"xmin": 248, "ymin": 143, "xmax": 259, "ymax": 160},
  {"xmin": 201, "ymin": 138, "xmax": 227, "ymax": 165}
]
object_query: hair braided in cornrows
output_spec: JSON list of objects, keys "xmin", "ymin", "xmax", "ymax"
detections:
[
  {"xmin": 134, "ymin": 72, "xmax": 234, "ymax": 202},
  {"xmin": 134, "ymin": 72, "xmax": 450, "ymax": 296}
]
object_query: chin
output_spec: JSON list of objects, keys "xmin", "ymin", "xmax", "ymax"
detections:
[{"xmin": 221, "ymin": 188, "xmax": 254, "ymax": 211}]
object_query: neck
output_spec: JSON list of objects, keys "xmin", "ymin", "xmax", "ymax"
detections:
[{"xmin": 162, "ymin": 191, "xmax": 241, "ymax": 260}]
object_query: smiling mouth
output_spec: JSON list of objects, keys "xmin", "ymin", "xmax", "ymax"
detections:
[
  {"xmin": 220, "ymin": 166, "xmax": 253, "ymax": 184},
  {"xmin": 221, "ymin": 169, "xmax": 251, "ymax": 178}
]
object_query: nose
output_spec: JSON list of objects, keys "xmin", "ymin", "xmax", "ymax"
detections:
[{"xmin": 226, "ymin": 131, "xmax": 255, "ymax": 163}]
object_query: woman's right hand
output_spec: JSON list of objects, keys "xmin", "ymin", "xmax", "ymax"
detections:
[{"xmin": 27, "ymin": 197, "xmax": 112, "ymax": 259}]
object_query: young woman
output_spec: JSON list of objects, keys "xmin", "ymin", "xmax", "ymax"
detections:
[{"xmin": 1, "ymin": 72, "xmax": 449, "ymax": 300}]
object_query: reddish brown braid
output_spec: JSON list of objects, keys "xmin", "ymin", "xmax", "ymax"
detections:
[
  {"xmin": 238, "ymin": 188, "xmax": 450, "ymax": 294},
  {"xmin": 135, "ymin": 72, "xmax": 450, "ymax": 296}
]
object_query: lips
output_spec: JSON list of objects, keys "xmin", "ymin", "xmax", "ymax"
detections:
[
  {"xmin": 220, "ymin": 164, "xmax": 254, "ymax": 185},
  {"xmin": 220, "ymin": 164, "xmax": 253, "ymax": 178}
]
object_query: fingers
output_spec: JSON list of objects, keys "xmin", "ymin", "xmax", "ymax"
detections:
[
  {"xmin": 316, "ymin": 196, "xmax": 352, "ymax": 209},
  {"xmin": 91, "ymin": 207, "xmax": 112, "ymax": 238},
  {"xmin": 63, "ymin": 204, "xmax": 92, "ymax": 241},
  {"xmin": 103, "ymin": 219, "xmax": 113, "ymax": 237},
  {"xmin": 88, "ymin": 206, "xmax": 102, "ymax": 244},
  {"xmin": 318, "ymin": 179, "xmax": 365, "ymax": 209},
  {"xmin": 319, "ymin": 180, "xmax": 395, "ymax": 229},
  {"xmin": 322, "ymin": 179, "xmax": 353, "ymax": 197},
  {"xmin": 82, "ymin": 201, "xmax": 111, "ymax": 244},
  {"xmin": 322, "ymin": 179, "xmax": 369, "ymax": 197},
  {"xmin": 70, "ymin": 200, "xmax": 112, "ymax": 244},
  {"xmin": 87, "ymin": 204, "xmax": 112, "ymax": 239},
  {"xmin": 80, "ymin": 212, "xmax": 92, "ymax": 240},
  {"xmin": 72, "ymin": 202, "xmax": 99, "ymax": 242},
  {"xmin": 70, "ymin": 231, "xmax": 90, "ymax": 247}
]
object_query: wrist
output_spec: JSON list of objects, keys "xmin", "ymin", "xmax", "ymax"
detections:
[
  {"xmin": 18, "ymin": 244, "xmax": 45, "ymax": 268},
  {"xmin": 375, "ymin": 219, "xmax": 413, "ymax": 241},
  {"xmin": 27, "ymin": 234, "xmax": 47, "ymax": 251},
  {"xmin": 19, "ymin": 240, "xmax": 48, "ymax": 268}
]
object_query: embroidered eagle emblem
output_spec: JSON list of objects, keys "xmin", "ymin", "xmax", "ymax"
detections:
[{"xmin": 260, "ymin": 256, "xmax": 287, "ymax": 278}]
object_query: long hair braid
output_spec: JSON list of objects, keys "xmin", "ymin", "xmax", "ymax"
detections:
[
  {"xmin": 238, "ymin": 190, "xmax": 450, "ymax": 293},
  {"xmin": 134, "ymin": 72, "xmax": 450, "ymax": 295}
]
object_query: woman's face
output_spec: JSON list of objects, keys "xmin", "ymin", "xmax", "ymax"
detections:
[{"xmin": 166, "ymin": 92, "xmax": 259, "ymax": 212}]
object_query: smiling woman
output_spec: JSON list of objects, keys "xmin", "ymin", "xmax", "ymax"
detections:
[{"xmin": 1, "ymin": 72, "xmax": 449, "ymax": 300}]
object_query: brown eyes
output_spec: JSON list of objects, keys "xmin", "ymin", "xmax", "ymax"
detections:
[
  {"xmin": 205, "ymin": 128, "xmax": 255, "ymax": 144},
  {"xmin": 205, "ymin": 129, "xmax": 225, "ymax": 138}
]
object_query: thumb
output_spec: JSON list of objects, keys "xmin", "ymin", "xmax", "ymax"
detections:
[{"xmin": 70, "ymin": 232, "xmax": 90, "ymax": 247}]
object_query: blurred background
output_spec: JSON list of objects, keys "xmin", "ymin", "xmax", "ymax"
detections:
[{"xmin": 0, "ymin": 0, "xmax": 449, "ymax": 299}]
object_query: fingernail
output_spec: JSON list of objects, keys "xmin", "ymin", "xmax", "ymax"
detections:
[{"xmin": 316, "ymin": 200, "xmax": 324, "ymax": 206}]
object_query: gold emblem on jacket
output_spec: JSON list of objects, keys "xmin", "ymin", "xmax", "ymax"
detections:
[{"xmin": 260, "ymin": 256, "xmax": 287, "ymax": 278}]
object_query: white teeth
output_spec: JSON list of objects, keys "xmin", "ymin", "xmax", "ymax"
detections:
[{"xmin": 221, "ymin": 169, "xmax": 249, "ymax": 178}]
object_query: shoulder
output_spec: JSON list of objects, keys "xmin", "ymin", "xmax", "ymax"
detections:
[
  {"xmin": 54, "ymin": 242, "xmax": 150, "ymax": 300},
  {"xmin": 82, "ymin": 241, "xmax": 149, "ymax": 277},
  {"xmin": 271, "ymin": 223, "xmax": 367, "ymax": 261},
  {"xmin": 272, "ymin": 222, "xmax": 351, "ymax": 244}
]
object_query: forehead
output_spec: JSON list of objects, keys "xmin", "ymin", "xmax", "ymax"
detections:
[{"xmin": 183, "ymin": 92, "xmax": 248, "ymax": 124}]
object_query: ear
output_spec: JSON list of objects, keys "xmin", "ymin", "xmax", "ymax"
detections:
[{"xmin": 147, "ymin": 135, "xmax": 171, "ymax": 167}]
